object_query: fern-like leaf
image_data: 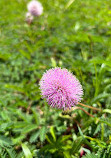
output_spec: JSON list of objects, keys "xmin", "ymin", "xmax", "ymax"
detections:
[{"xmin": 82, "ymin": 153, "xmax": 98, "ymax": 158}]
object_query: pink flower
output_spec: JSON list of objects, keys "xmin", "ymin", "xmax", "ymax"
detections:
[
  {"xmin": 27, "ymin": 0, "xmax": 43, "ymax": 16},
  {"xmin": 26, "ymin": 12, "xmax": 34, "ymax": 24},
  {"xmin": 39, "ymin": 68, "xmax": 83, "ymax": 110}
]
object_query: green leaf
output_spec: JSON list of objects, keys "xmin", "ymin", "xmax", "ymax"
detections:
[
  {"xmin": 46, "ymin": 135, "xmax": 53, "ymax": 144},
  {"xmin": 50, "ymin": 126, "xmax": 56, "ymax": 142},
  {"xmin": 40, "ymin": 126, "xmax": 46, "ymax": 142},
  {"xmin": 12, "ymin": 135, "xmax": 26, "ymax": 144},
  {"xmin": 51, "ymin": 57, "xmax": 57, "ymax": 67},
  {"xmin": 32, "ymin": 109, "xmax": 40, "ymax": 125},
  {"xmin": 0, "ymin": 135, "xmax": 12, "ymax": 147},
  {"xmin": 103, "ymin": 109, "xmax": 111, "ymax": 114},
  {"xmin": 19, "ymin": 50, "xmax": 31, "ymax": 60},
  {"xmin": 65, "ymin": 0, "xmax": 75, "ymax": 9},
  {"xmin": 90, "ymin": 58, "xmax": 111, "ymax": 68},
  {"xmin": 77, "ymin": 126, "xmax": 84, "ymax": 138},
  {"xmin": 21, "ymin": 143, "xmax": 33, "ymax": 158},
  {"xmin": 71, "ymin": 137, "xmax": 83, "ymax": 154},
  {"xmin": 22, "ymin": 124, "xmax": 38, "ymax": 134},
  {"xmin": 63, "ymin": 151, "xmax": 71, "ymax": 158},
  {"xmin": 57, "ymin": 135, "xmax": 71, "ymax": 143},
  {"xmin": 5, "ymin": 148, "xmax": 17, "ymax": 158},
  {"xmin": 91, "ymin": 93, "xmax": 111, "ymax": 104},
  {"xmin": 29, "ymin": 131, "xmax": 40, "ymax": 143},
  {"xmin": 82, "ymin": 153, "xmax": 98, "ymax": 158}
]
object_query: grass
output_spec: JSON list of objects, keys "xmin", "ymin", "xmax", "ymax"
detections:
[{"xmin": 0, "ymin": 0, "xmax": 111, "ymax": 157}]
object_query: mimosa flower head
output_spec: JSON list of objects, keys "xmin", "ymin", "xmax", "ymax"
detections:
[
  {"xmin": 26, "ymin": 12, "xmax": 34, "ymax": 24},
  {"xmin": 39, "ymin": 67, "xmax": 83, "ymax": 110},
  {"xmin": 27, "ymin": 0, "xmax": 43, "ymax": 16}
]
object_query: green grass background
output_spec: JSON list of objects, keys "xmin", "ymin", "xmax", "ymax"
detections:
[{"xmin": 0, "ymin": 0, "xmax": 111, "ymax": 157}]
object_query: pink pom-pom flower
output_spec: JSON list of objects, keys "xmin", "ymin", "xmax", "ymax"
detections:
[
  {"xmin": 26, "ymin": 12, "xmax": 34, "ymax": 24},
  {"xmin": 27, "ymin": 0, "xmax": 43, "ymax": 16},
  {"xmin": 39, "ymin": 68, "xmax": 83, "ymax": 110}
]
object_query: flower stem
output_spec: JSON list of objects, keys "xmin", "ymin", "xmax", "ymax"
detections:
[
  {"xmin": 78, "ymin": 102, "xmax": 102, "ymax": 111},
  {"xmin": 72, "ymin": 107, "xmax": 94, "ymax": 117}
]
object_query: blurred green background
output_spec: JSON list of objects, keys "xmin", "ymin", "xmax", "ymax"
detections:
[{"xmin": 0, "ymin": 0, "xmax": 111, "ymax": 157}]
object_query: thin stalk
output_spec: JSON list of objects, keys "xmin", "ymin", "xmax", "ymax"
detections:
[
  {"xmin": 72, "ymin": 107, "xmax": 94, "ymax": 118},
  {"xmin": 101, "ymin": 123, "xmax": 104, "ymax": 141},
  {"xmin": 78, "ymin": 102, "xmax": 102, "ymax": 111},
  {"xmin": 27, "ymin": 101, "xmax": 32, "ymax": 114}
]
